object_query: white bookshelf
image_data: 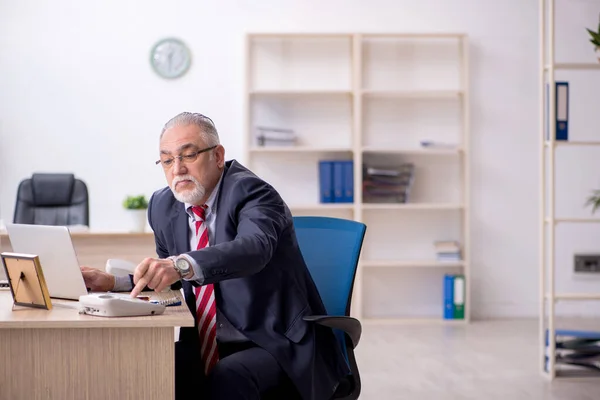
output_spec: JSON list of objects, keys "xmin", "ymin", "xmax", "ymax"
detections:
[
  {"xmin": 245, "ymin": 33, "xmax": 470, "ymax": 324},
  {"xmin": 539, "ymin": 0, "xmax": 600, "ymax": 380}
]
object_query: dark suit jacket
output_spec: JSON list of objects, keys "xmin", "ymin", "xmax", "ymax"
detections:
[{"xmin": 147, "ymin": 159, "xmax": 350, "ymax": 400}]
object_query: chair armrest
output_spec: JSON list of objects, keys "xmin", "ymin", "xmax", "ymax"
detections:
[{"xmin": 303, "ymin": 315, "xmax": 361, "ymax": 349}]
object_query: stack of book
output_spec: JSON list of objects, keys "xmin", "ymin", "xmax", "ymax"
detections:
[
  {"xmin": 255, "ymin": 126, "xmax": 296, "ymax": 147},
  {"xmin": 362, "ymin": 163, "xmax": 414, "ymax": 203},
  {"xmin": 546, "ymin": 329, "xmax": 600, "ymax": 374},
  {"xmin": 434, "ymin": 240, "xmax": 461, "ymax": 262}
]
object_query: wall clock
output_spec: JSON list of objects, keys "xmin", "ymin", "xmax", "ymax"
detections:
[{"xmin": 150, "ymin": 38, "xmax": 191, "ymax": 79}]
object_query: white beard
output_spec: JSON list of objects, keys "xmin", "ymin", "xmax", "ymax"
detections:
[{"xmin": 170, "ymin": 174, "xmax": 206, "ymax": 204}]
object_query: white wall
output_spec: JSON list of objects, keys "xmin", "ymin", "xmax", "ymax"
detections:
[{"xmin": 1, "ymin": 0, "xmax": 600, "ymax": 318}]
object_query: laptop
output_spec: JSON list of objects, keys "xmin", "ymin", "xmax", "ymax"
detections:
[{"xmin": 5, "ymin": 224, "xmax": 88, "ymax": 300}]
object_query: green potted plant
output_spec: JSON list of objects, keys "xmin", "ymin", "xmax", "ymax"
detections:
[
  {"xmin": 123, "ymin": 195, "xmax": 149, "ymax": 232},
  {"xmin": 584, "ymin": 189, "xmax": 600, "ymax": 214},
  {"xmin": 586, "ymin": 16, "xmax": 600, "ymax": 62}
]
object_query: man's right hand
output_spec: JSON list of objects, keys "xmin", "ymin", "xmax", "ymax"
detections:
[{"xmin": 80, "ymin": 266, "xmax": 116, "ymax": 292}]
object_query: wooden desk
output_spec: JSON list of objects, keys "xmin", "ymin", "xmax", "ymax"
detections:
[
  {"xmin": 0, "ymin": 232, "xmax": 158, "ymax": 271},
  {"xmin": 0, "ymin": 290, "xmax": 194, "ymax": 400}
]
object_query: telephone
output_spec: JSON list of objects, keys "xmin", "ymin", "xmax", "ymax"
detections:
[{"xmin": 79, "ymin": 293, "xmax": 166, "ymax": 317}]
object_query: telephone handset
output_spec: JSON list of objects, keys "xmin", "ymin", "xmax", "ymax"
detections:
[{"xmin": 105, "ymin": 258, "xmax": 137, "ymax": 277}]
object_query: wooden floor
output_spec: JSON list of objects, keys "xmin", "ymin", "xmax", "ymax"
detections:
[{"xmin": 355, "ymin": 319, "xmax": 600, "ymax": 400}]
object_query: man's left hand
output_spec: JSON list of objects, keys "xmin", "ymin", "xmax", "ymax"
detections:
[{"xmin": 131, "ymin": 257, "xmax": 180, "ymax": 297}]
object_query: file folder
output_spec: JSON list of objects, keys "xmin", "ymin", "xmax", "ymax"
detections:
[
  {"xmin": 555, "ymin": 81, "xmax": 569, "ymax": 141},
  {"xmin": 545, "ymin": 81, "xmax": 569, "ymax": 141},
  {"xmin": 319, "ymin": 161, "xmax": 333, "ymax": 203},
  {"xmin": 453, "ymin": 274, "xmax": 465, "ymax": 319},
  {"xmin": 443, "ymin": 274, "xmax": 454, "ymax": 319},
  {"xmin": 342, "ymin": 160, "xmax": 354, "ymax": 203},
  {"xmin": 333, "ymin": 161, "xmax": 344, "ymax": 203}
]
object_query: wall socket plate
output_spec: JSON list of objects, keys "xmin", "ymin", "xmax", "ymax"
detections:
[{"xmin": 574, "ymin": 254, "xmax": 600, "ymax": 273}]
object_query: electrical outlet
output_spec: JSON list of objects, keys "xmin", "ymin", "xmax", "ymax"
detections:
[{"xmin": 574, "ymin": 254, "xmax": 600, "ymax": 273}]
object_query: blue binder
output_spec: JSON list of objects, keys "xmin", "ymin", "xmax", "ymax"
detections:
[
  {"xmin": 342, "ymin": 160, "xmax": 354, "ymax": 203},
  {"xmin": 443, "ymin": 274, "xmax": 455, "ymax": 319},
  {"xmin": 555, "ymin": 81, "xmax": 569, "ymax": 141},
  {"xmin": 318, "ymin": 161, "xmax": 333, "ymax": 203},
  {"xmin": 545, "ymin": 81, "xmax": 569, "ymax": 141},
  {"xmin": 333, "ymin": 161, "xmax": 344, "ymax": 203}
]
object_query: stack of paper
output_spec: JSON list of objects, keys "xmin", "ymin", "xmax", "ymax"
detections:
[
  {"xmin": 362, "ymin": 163, "xmax": 414, "ymax": 203},
  {"xmin": 255, "ymin": 126, "xmax": 296, "ymax": 147}
]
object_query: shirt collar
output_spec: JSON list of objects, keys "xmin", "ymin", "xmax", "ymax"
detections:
[{"xmin": 184, "ymin": 171, "xmax": 223, "ymax": 218}]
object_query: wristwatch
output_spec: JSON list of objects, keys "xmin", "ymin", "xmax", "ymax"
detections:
[{"xmin": 170, "ymin": 255, "xmax": 194, "ymax": 279}]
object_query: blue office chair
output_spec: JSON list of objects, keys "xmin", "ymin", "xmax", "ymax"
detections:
[{"xmin": 292, "ymin": 216, "xmax": 366, "ymax": 400}]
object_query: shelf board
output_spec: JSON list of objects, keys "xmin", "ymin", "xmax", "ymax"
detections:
[
  {"xmin": 362, "ymin": 32, "xmax": 467, "ymax": 39},
  {"xmin": 545, "ymin": 141, "xmax": 600, "ymax": 147},
  {"xmin": 362, "ymin": 317, "xmax": 466, "ymax": 325},
  {"xmin": 361, "ymin": 89, "xmax": 463, "ymax": 98},
  {"xmin": 362, "ymin": 259, "xmax": 464, "ymax": 268},
  {"xmin": 362, "ymin": 203, "xmax": 463, "ymax": 210},
  {"xmin": 249, "ymin": 32, "xmax": 466, "ymax": 40},
  {"xmin": 248, "ymin": 89, "xmax": 352, "ymax": 96},
  {"xmin": 362, "ymin": 146, "xmax": 462, "ymax": 155},
  {"xmin": 249, "ymin": 146, "xmax": 352, "ymax": 153},
  {"xmin": 546, "ymin": 293, "xmax": 600, "ymax": 301},
  {"xmin": 289, "ymin": 204, "xmax": 354, "ymax": 211},
  {"xmin": 545, "ymin": 63, "xmax": 600, "ymax": 70},
  {"xmin": 546, "ymin": 217, "xmax": 600, "ymax": 224},
  {"xmin": 248, "ymin": 33, "xmax": 353, "ymax": 39}
]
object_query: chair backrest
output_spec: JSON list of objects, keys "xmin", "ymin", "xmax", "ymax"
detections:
[
  {"xmin": 292, "ymin": 216, "xmax": 366, "ymax": 317},
  {"xmin": 13, "ymin": 173, "xmax": 89, "ymax": 226}
]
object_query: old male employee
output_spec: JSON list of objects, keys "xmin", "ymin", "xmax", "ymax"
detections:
[{"xmin": 81, "ymin": 112, "xmax": 349, "ymax": 400}]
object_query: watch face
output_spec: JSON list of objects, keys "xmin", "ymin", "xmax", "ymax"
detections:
[
  {"xmin": 176, "ymin": 258, "xmax": 190, "ymax": 272},
  {"xmin": 150, "ymin": 38, "xmax": 191, "ymax": 79}
]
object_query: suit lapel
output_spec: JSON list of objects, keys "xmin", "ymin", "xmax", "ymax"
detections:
[{"xmin": 170, "ymin": 204, "xmax": 190, "ymax": 255}]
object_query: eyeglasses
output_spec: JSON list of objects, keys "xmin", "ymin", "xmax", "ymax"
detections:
[{"xmin": 155, "ymin": 145, "xmax": 217, "ymax": 169}]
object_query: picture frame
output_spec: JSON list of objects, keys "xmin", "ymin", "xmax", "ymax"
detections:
[{"xmin": 0, "ymin": 252, "xmax": 52, "ymax": 310}]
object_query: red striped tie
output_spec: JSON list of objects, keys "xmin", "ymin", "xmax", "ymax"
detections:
[{"xmin": 191, "ymin": 205, "xmax": 219, "ymax": 375}]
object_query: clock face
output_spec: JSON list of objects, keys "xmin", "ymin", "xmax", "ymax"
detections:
[{"xmin": 150, "ymin": 38, "xmax": 191, "ymax": 79}]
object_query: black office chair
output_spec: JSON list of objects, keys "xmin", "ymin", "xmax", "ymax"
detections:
[{"xmin": 13, "ymin": 173, "xmax": 89, "ymax": 226}]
